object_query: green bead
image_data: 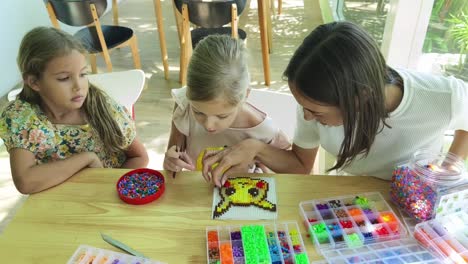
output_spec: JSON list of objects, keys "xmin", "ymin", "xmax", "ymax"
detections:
[
  {"xmin": 354, "ymin": 196, "xmax": 371, "ymax": 209},
  {"xmin": 295, "ymin": 253, "xmax": 310, "ymax": 264},
  {"xmin": 312, "ymin": 223, "xmax": 327, "ymax": 234},
  {"xmin": 346, "ymin": 233, "xmax": 363, "ymax": 247}
]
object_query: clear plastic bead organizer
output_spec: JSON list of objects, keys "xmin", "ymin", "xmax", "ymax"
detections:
[
  {"xmin": 206, "ymin": 221, "xmax": 309, "ymax": 264},
  {"xmin": 67, "ymin": 245, "xmax": 167, "ymax": 264},
  {"xmin": 299, "ymin": 192, "xmax": 408, "ymax": 252},
  {"xmin": 414, "ymin": 209, "xmax": 468, "ymax": 263}
]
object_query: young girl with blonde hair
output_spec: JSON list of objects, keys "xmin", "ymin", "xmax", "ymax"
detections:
[
  {"xmin": 163, "ymin": 35, "xmax": 290, "ymax": 180},
  {"xmin": 0, "ymin": 27, "xmax": 148, "ymax": 194}
]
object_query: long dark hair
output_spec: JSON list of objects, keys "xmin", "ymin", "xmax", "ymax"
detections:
[{"xmin": 284, "ymin": 21, "xmax": 400, "ymax": 171}]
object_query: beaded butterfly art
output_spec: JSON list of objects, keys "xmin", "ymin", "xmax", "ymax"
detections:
[{"xmin": 212, "ymin": 177, "xmax": 277, "ymax": 220}]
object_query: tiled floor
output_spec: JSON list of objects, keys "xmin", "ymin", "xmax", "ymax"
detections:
[{"xmin": 0, "ymin": 0, "xmax": 322, "ymax": 232}]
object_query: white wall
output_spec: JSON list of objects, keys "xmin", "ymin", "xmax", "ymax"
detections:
[
  {"xmin": 0, "ymin": 1, "xmax": 51, "ymax": 97},
  {"xmin": 0, "ymin": 0, "xmax": 118, "ymax": 98},
  {"xmin": 381, "ymin": 0, "xmax": 434, "ymax": 69}
]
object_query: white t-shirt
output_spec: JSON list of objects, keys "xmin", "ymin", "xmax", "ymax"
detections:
[
  {"xmin": 171, "ymin": 87, "xmax": 291, "ymax": 163},
  {"xmin": 293, "ymin": 68, "xmax": 468, "ymax": 180}
]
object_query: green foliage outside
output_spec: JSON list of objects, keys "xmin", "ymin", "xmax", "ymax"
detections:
[
  {"xmin": 423, "ymin": 0, "xmax": 468, "ymax": 78},
  {"xmin": 423, "ymin": 0, "xmax": 468, "ymax": 55},
  {"xmin": 447, "ymin": 12, "xmax": 468, "ymax": 69}
]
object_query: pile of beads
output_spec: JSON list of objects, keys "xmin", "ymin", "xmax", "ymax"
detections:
[
  {"xmin": 242, "ymin": 225, "xmax": 270, "ymax": 263},
  {"xmin": 390, "ymin": 166, "xmax": 438, "ymax": 221},
  {"xmin": 391, "ymin": 165, "xmax": 468, "ymax": 221},
  {"xmin": 116, "ymin": 168, "xmax": 165, "ymax": 205},
  {"xmin": 265, "ymin": 232, "xmax": 281, "ymax": 263},
  {"xmin": 206, "ymin": 222, "xmax": 309, "ymax": 264},
  {"xmin": 390, "ymin": 151, "xmax": 468, "ymax": 221},
  {"xmin": 67, "ymin": 245, "xmax": 166, "ymax": 264},
  {"xmin": 207, "ymin": 230, "xmax": 221, "ymax": 262}
]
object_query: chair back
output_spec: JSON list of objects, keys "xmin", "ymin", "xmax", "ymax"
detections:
[
  {"xmin": 88, "ymin": 70, "xmax": 145, "ymax": 118},
  {"xmin": 247, "ymin": 89, "xmax": 297, "ymax": 139},
  {"xmin": 174, "ymin": 0, "xmax": 246, "ymax": 28},
  {"xmin": 48, "ymin": 0, "xmax": 107, "ymax": 26}
]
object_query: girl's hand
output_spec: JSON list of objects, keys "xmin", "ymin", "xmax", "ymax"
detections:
[
  {"xmin": 163, "ymin": 145, "xmax": 195, "ymax": 172},
  {"xmin": 202, "ymin": 139, "xmax": 260, "ymax": 187},
  {"xmin": 87, "ymin": 152, "xmax": 103, "ymax": 168}
]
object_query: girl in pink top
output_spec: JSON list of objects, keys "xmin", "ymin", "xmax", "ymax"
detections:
[{"xmin": 163, "ymin": 35, "xmax": 290, "ymax": 182}]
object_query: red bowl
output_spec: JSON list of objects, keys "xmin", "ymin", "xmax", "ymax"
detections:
[{"xmin": 116, "ymin": 168, "xmax": 165, "ymax": 205}]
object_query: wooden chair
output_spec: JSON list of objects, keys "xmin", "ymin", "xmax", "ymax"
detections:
[
  {"xmin": 174, "ymin": 0, "xmax": 247, "ymax": 85},
  {"xmin": 110, "ymin": 0, "xmax": 170, "ymax": 80},
  {"xmin": 45, "ymin": 0, "xmax": 141, "ymax": 74},
  {"xmin": 269, "ymin": 0, "xmax": 282, "ymax": 15},
  {"xmin": 247, "ymin": 89, "xmax": 296, "ymax": 140},
  {"xmin": 247, "ymin": 89, "xmax": 326, "ymax": 174}
]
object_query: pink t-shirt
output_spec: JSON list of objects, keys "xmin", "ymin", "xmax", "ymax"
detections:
[{"xmin": 171, "ymin": 87, "xmax": 291, "ymax": 163}]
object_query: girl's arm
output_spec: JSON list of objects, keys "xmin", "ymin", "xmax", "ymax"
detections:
[
  {"xmin": 203, "ymin": 138, "xmax": 318, "ymax": 187},
  {"xmin": 163, "ymin": 120, "xmax": 194, "ymax": 172},
  {"xmin": 9, "ymin": 149, "xmax": 102, "ymax": 194},
  {"xmin": 448, "ymin": 130, "xmax": 468, "ymax": 159},
  {"xmin": 121, "ymin": 138, "xmax": 149, "ymax": 168}
]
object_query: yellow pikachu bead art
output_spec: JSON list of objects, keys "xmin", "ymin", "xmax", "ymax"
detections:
[{"xmin": 196, "ymin": 146, "xmax": 226, "ymax": 171}]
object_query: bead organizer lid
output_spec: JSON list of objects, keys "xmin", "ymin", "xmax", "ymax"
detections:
[
  {"xmin": 116, "ymin": 168, "xmax": 165, "ymax": 205},
  {"xmin": 66, "ymin": 245, "xmax": 167, "ymax": 264},
  {"xmin": 317, "ymin": 238, "xmax": 438, "ymax": 264},
  {"xmin": 414, "ymin": 210, "xmax": 468, "ymax": 264},
  {"xmin": 410, "ymin": 150, "xmax": 467, "ymax": 186},
  {"xmin": 206, "ymin": 221, "xmax": 309, "ymax": 264},
  {"xmin": 300, "ymin": 192, "xmax": 408, "ymax": 253}
]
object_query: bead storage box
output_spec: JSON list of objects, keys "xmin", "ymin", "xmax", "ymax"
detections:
[
  {"xmin": 116, "ymin": 168, "xmax": 165, "ymax": 205},
  {"xmin": 299, "ymin": 192, "xmax": 407, "ymax": 252},
  {"xmin": 206, "ymin": 221, "xmax": 309, "ymax": 264},
  {"xmin": 391, "ymin": 150, "xmax": 468, "ymax": 222},
  {"xmin": 318, "ymin": 238, "xmax": 439, "ymax": 264},
  {"xmin": 414, "ymin": 209, "xmax": 468, "ymax": 263},
  {"xmin": 67, "ymin": 245, "xmax": 167, "ymax": 264}
]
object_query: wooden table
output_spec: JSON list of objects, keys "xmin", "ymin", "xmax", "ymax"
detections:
[{"xmin": 0, "ymin": 169, "xmax": 392, "ymax": 263}]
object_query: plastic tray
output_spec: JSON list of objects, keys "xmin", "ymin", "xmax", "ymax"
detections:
[
  {"xmin": 318, "ymin": 238, "xmax": 439, "ymax": 264},
  {"xmin": 299, "ymin": 192, "xmax": 408, "ymax": 251},
  {"xmin": 67, "ymin": 245, "xmax": 166, "ymax": 264},
  {"xmin": 398, "ymin": 207, "xmax": 420, "ymax": 236},
  {"xmin": 206, "ymin": 221, "xmax": 309, "ymax": 264},
  {"xmin": 415, "ymin": 210, "xmax": 468, "ymax": 263}
]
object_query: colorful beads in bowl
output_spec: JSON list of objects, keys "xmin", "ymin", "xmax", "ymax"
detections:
[{"xmin": 116, "ymin": 168, "xmax": 165, "ymax": 205}]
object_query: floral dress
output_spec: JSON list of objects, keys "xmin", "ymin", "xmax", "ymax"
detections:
[{"xmin": 0, "ymin": 96, "xmax": 136, "ymax": 168}]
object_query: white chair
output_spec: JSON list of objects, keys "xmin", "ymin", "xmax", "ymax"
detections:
[
  {"xmin": 247, "ymin": 89, "xmax": 326, "ymax": 174},
  {"xmin": 247, "ymin": 89, "xmax": 297, "ymax": 140},
  {"xmin": 8, "ymin": 69, "xmax": 145, "ymax": 119},
  {"xmin": 88, "ymin": 69, "xmax": 145, "ymax": 119}
]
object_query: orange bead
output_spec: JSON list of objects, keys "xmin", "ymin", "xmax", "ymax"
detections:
[
  {"xmin": 380, "ymin": 212, "xmax": 397, "ymax": 223},
  {"xmin": 348, "ymin": 208, "xmax": 362, "ymax": 216},
  {"xmin": 207, "ymin": 231, "xmax": 219, "ymax": 242},
  {"xmin": 220, "ymin": 243, "xmax": 234, "ymax": 264}
]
